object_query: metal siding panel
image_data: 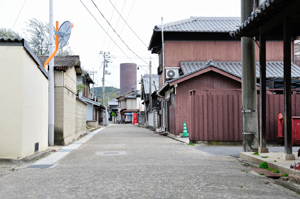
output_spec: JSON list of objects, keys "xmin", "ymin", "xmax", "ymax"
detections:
[
  {"xmin": 266, "ymin": 95, "xmax": 278, "ymax": 140},
  {"xmin": 228, "ymin": 95, "xmax": 235, "ymax": 141},
  {"xmin": 204, "ymin": 94, "xmax": 208, "ymax": 141},
  {"xmin": 195, "ymin": 95, "xmax": 199, "ymax": 141},
  {"xmin": 212, "ymin": 95, "xmax": 218, "ymax": 140},
  {"xmin": 208, "ymin": 95, "xmax": 213, "ymax": 141},
  {"xmin": 199, "ymin": 95, "xmax": 204, "ymax": 141}
]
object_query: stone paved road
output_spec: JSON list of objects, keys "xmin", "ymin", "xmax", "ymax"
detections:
[{"xmin": 0, "ymin": 125, "xmax": 299, "ymax": 198}]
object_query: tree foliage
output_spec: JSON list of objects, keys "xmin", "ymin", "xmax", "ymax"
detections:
[
  {"xmin": 94, "ymin": 86, "xmax": 120, "ymax": 105},
  {"xmin": 25, "ymin": 18, "xmax": 72, "ymax": 56},
  {"xmin": 0, "ymin": 28, "xmax": 22, "ymax": 40}
]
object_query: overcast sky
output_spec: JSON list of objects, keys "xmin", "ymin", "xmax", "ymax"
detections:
[{"xmin": 0, "ymin": 0, "xmax": 240, "ymax": 89}]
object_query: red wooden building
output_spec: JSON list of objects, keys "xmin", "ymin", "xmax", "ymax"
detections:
[{"xmin": 148, "ymin": 17, "xmax": 300, "ymax": 143}]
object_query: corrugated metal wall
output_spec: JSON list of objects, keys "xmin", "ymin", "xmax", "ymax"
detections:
[
  {"xmin": 188, "ymin": 91, "xmax": 300, "ymax": 142},
  {"xmin": 148, "ymin": 110, "xmax": 158, "ymax": 129}
]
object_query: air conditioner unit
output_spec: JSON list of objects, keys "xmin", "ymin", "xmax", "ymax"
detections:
[{"xmin": 166, "ymin": 67, "xmax": 180, "ymax": 79}]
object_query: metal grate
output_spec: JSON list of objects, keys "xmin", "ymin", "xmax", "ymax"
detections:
[
  {"xmin": 34, "ymin": 142, "xmax": 39, "ymax": 152},
  {"xmin": 27, "ymin": 164, "xmax": 53, "ymax": 169}
]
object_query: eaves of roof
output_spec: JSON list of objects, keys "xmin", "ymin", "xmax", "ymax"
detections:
[
  {"xmin": 169, "ymin": 60, "xmax": 300, "ymax": 86},
  {"xmin": 79, "ymin": 96, "xmax": 105, "ymax": 109},
  {"xmin": 230, "ymin": 0, "xmax": 300, "ymax": 39},
  {"xmin": 38, "ymin": 55, "xmax": 82, "ymax": 75},
  {"xmin": 0, "ymin": 38, "xmax": 48, "ymax": 79},
  {"xmin": 156, "ymin": 82, "xmax": 171, "ymax": 97},
  {"xmin": 149, "ymin": 17, "xmax": 241, "ymax": 52}
]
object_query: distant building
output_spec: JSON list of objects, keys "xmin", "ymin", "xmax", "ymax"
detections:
[{"xmin": 120, "ymin": 63, "xmax": 137, "ymax": 95}]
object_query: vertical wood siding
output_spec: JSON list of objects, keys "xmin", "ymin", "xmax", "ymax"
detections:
[
  {"xmin": 164, "ymin": 41, "xmax": 293, "ymax": 68},
  {"xmin": 186, "ymin": 91, "xmax": 300, "ymax": 142}
]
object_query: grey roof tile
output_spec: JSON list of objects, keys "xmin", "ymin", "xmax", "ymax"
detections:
[
  {"xmin": 155, "ymin": 17, "xmax": 241, "ymax": 33},
  {"xmin": 38, "ymin": 55, "xmax": 80, "ymax": 68},
  {"xmin": 174, "ymin": 60, "xmax": 300, "ymax": 83}
]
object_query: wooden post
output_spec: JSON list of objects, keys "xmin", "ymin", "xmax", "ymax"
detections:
[
  {"xmin": 259, "ymin": 33, "xmax": 268, "ymax": 153},
  {"xmin": 283, "ymin": 17, "xmax": 294, "ymax": 158}
]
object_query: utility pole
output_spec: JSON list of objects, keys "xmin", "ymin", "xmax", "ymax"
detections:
[
  {"xmin": 100, "ymin": 51, "xmax": 112, "ymax": 126},
  {"xmin": 241, "ymin": 0, "xmax": 259, "ymax": 152},
  {"xmin": 149, "ymin": 61, "xmax": 152, "ymax": 112},
  {"xmin": 88, "ymin": 71, "xmax": 97, "ymax": 92},
  {"xmin": 48, "ymin": 0, "xmax": 54, "ymax": 146}
]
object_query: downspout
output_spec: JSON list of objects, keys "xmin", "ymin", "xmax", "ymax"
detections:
[{"xmin": 161, "ymin": 17, "xmax": 165, "ymax": 131}]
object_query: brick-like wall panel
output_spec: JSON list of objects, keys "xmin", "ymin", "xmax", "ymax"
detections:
[{"xmin": 76, "ymin": 99, "xmax": 87, "ymax": 133}]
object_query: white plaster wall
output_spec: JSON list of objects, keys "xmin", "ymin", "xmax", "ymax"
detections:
[
  {"xmin": 64, "ymin": 67, "xmax": 76, "ymax": 94},
  {"xmin": 120, "ymin": 101, "xmax": 126, "ymax": 109},
  {"xmin": 0, "ymin": 46, "xmax": 23, "ymax": 158},
  {"xmin": 0, "ymin": 46, "xmax": 48, "ymax": 159},
  {"xmin": 21, "ymin": 49, "xmax": 48, "ymax": 157},
  {"xmin": 127, "ymin": 99, "xmax": 137, "ymax": 109}
]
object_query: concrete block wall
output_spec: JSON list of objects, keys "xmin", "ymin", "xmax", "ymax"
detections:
[
  {"xmin": 62, "ymin": 88, "xmax": 76, "ymax": 145},
  {"xmin": 76, "ymin": 99, "xmax": 87, "ymax": 135},
  {"xmin": 55, "ymin": 86, "xmax": 86, "ymax": 145},
  {"xmin": 54, "ymin": 87, "xmax": 64, "ymax": 144}
]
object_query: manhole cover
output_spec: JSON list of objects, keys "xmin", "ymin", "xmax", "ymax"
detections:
[{"xmin": 96, "ymin": 151, "xmax": 126, "ymax": 156}]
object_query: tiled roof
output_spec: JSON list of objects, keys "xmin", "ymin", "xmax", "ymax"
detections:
[
  {"xmin": 172, "ymin": 60, "xmax": 300, "ymax": 83},
  {"xmin": 141, "ymin": 74, "xmax": 159, "ymax": 94},
  {"xmin": 154, "ymin": 17, "xmax": 241, "ymax": 33},
  {"xmin": 38, "ymin": 55, "xmax": 80, "ymax": 68},
  {"xmin": 230, "ymin": 0, "xmax": 300, "ymax": 38}
]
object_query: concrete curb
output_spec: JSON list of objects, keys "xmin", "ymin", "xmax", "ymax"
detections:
[
  {"xmin": 275, "ymin": 180, "xmax": 300, "ymax": 193},
  {"xmin": 240, "ymin": 152, "xmax": 300, "ymax": 176},
  {"xmin": 0, "ymin": 149, "xmax": 54, "ymax": 164},
  {"xmin": 166, "ymin": 134, "xmax": 190, "ymax": 144}
]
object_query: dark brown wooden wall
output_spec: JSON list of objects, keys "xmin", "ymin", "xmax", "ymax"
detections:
[
  {"xmin": 164, "ymin": 40, "xmax": 293, "ymax": 68},
  {"xmin": 187, "ymin": 92, "xmax": 300, "ymax": 143},
  {"xmin": 173, "ymin": 71, "xmax": 242, "ymax": 136}
]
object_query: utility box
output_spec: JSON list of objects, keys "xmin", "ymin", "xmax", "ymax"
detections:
[{"xmin": 292, "ymin": 116, "xmax": 300, "ymax": 145}]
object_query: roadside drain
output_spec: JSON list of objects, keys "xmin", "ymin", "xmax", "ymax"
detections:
[{"xmin": 96, "ymin": 151, "xmax": 126, "ymax": 156}]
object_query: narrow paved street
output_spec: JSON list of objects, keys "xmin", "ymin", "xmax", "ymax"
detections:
[{"xmin": 0, "ymin": 125, "xmax": 298, "ymax": 198}]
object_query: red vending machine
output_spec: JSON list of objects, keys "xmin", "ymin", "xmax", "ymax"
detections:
[{"xmin": 132, "ymin": 113, "xmax": 138, "ymax": 124}]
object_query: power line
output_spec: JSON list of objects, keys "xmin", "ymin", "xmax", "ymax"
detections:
[
  {"xmin": 79, "ymin": 0, "xmax": 139, "ymax": 68},
  {"xmin": 90, "ymin": 0, "xmax": 148, "ymax": 65},
  {"xmin": 108, "ymin": 0, "xmax": 147, "ymax": 49},
  {"xmin": 12, "ymin": 0, "xmax": 27, "ymax": 30},
  {"xmin": 110, "ymin": 0, "xmax": 136, "ymax": 51},
  {"xmin": 100, "ymin": 0, "xmax": 117, "ymax": 51},
  {"xmin": 106, "ymin": 0, "xmax": 127, "ymax": 50}
]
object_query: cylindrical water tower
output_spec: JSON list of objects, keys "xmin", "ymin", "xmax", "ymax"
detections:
[{"xmin": 120, "ymin": 63, "xmax": 137, "ymax": 95}]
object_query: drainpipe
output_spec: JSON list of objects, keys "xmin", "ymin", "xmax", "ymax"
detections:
[{"xmin": 161, "ymin": 17, "xmax": 165, "ymax": 131}]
